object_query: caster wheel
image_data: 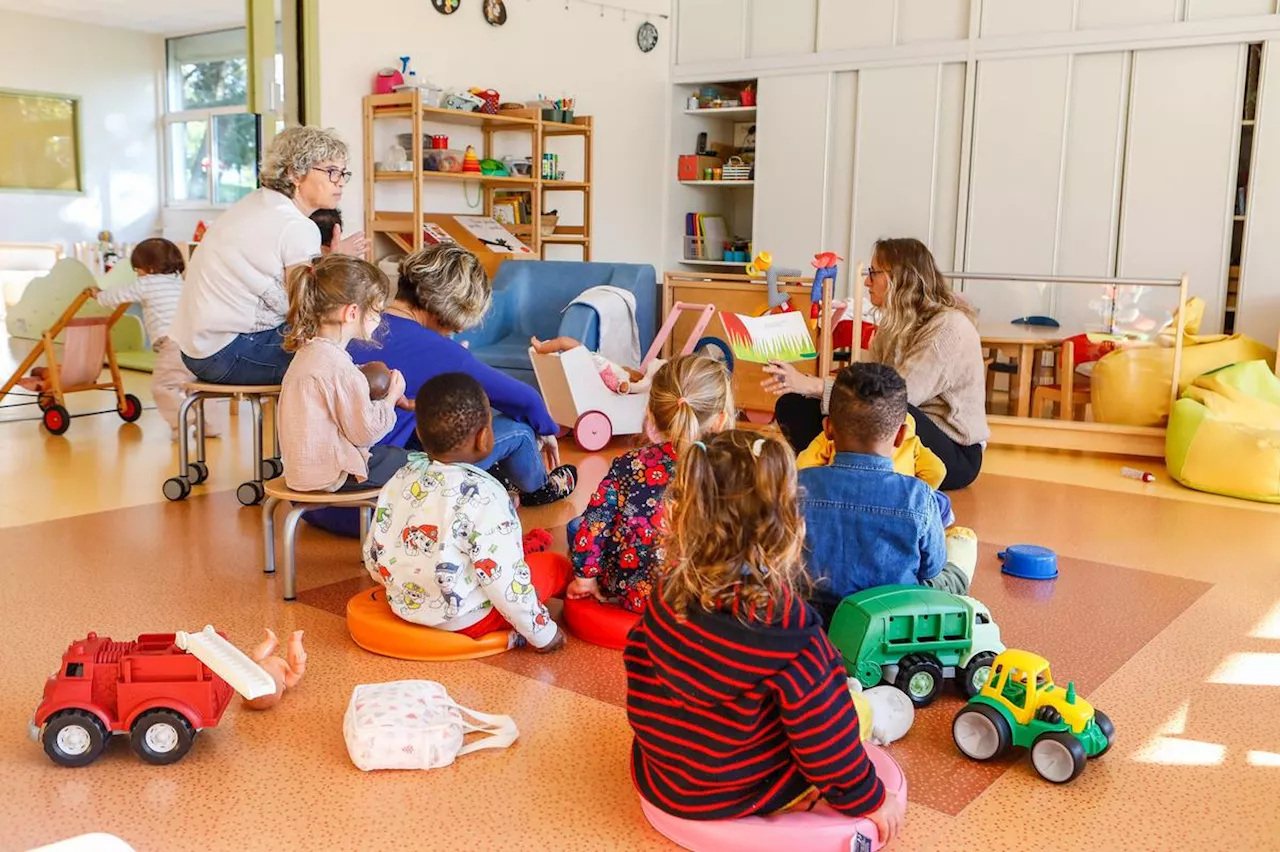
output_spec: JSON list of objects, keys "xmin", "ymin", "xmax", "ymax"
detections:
[
  {"xmin": 260, "ymin": 458, "xmax": 283, "ymax": 480},
  {"xmin": 573, "ymin": 410, "xmax": 613, "ymax": 453},
  {"xmin": 187, "ymin": 461, "xmax": 209, "ymax": 485},
  {"xmin": 163, "ymin": 477, "xmax": 191, "ymax": 501},
  {"xmin": 118, "ymin": 393, "xmax": 143, "ymax": 423},
  {"xmin": 237, "ymin": 481, "xmax": 266, "ymax": 506},
  {"xmin": 42, "ymin": 404, "xmax": 71, "ymax": 436},
  {"xmin": 694, "ymin": 336, "xmax": 735, "ymax": 373}
]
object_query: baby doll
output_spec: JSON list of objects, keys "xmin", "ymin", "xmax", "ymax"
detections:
[
  {"xmin": 530, "ymin": 336, "xmax": 663, "ymax": 394},
  {"xmin": 242, "ymin": 628, "xmax": 307, "ymax": 710},
  {"xmin": 359, "ymin": 361, "xmax": 393, "ymax": 400}
]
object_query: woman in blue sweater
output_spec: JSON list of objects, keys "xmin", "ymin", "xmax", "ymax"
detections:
[{"xmin": 306, "ymin": 245, "xmax": 575, "ymax": 536}]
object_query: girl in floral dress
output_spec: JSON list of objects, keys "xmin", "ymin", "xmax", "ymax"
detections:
[{"xmin": 567, "ymin": 355, "xmax": 734, "ymax": 612}]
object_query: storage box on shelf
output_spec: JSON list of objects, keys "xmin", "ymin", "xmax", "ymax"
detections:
[{"xmin": 363, "ymin": 90, "xmax": 593, "ymax": 262}]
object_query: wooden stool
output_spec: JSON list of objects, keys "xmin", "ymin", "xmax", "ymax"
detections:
[
  {"xmin": 262, "ymin": 481, "xmax": 381, "ymax": 601},
  {"xmin": 162, "ymin": 383, "xmax": 281, "ymax": 506}
]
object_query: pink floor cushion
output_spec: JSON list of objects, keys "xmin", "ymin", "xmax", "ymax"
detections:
[
  {"xmin": 562, "ymin": 595, "xmax": 641, "ymax": 650},
  {"xmin": 639, "ymin": 743, "xmax": 907, "ymax": 852}
]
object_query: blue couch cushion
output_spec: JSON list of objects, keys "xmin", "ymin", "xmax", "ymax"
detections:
[{"xmin": 478, "ymin": 336, "xmax": 538, "ymax": 371}]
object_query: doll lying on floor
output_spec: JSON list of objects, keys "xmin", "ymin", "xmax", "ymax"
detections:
[{"xmin": 530, "ymin": 336, "xmax": 663, "ymax": 394}]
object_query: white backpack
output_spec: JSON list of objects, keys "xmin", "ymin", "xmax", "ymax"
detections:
[{"xmin": 343, "ymin": 680, "xmax": 519, "ymax": 771}]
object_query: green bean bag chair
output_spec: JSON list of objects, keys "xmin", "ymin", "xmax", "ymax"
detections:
[{"xmin": 1166, "ymin": 360, "xmax": 1280, "ymax": 503}]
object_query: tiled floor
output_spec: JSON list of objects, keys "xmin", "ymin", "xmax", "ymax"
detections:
[{"xmin": 3, "ymin": 350, "xmax": 1280, "ymax": 851}]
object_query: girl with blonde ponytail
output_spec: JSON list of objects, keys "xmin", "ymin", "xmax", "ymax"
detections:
[{"xmin": 567, "ymin": 354, "xmax": 734, "ymax": 613}]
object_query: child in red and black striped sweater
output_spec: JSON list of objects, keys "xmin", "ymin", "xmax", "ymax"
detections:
[{"xmin": 624, "ymin": 430, "xmax": 903, "ymax": 840}]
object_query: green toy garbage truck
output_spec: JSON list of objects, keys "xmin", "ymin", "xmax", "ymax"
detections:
[{"xmin": 827, "ymin": 585, "xmax": 1005, "ymax": 707}]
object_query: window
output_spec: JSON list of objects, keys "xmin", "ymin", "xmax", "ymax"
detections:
[
  {"xmin": 64, "ymin": 663, "xmax": 84, "ymax": 677},
  {"xmin": 163, "ymin": 28, "xmax": 281, "ymax": 207}
]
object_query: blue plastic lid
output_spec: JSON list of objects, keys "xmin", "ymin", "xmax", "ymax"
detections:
[{"xmin": 998, "ymin": 544, "xmax": 1059, "ymax": 580}]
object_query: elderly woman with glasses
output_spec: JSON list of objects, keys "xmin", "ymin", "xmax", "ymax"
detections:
[
  {"xmin": 170, "ymin": 126, "xmax": 369, "ymax": 385},
  {"xmin": 762, "ymin": 237, "xmax": 989, "ymax": 490}
]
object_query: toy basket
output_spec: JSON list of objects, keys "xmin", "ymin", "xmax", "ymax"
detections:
[
  {"xmin": 471, "ymin": 89, "xmax": 500, "ymax": 115},
  {"xmin": 684, "ymin": 235, "xmax": 724, "ymax": 262},
  {"xmin": 722, "ymin": 156, "xmax": 752, "ymax": 181}
]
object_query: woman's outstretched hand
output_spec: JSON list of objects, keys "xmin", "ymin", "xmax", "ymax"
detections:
[
  {"xmin": 330, "ymin": 224, "xmax": 369, "ymax": 258},
  {"xmin": 761, "ymin": 360, "xmax": 825, "ymax": 398}
]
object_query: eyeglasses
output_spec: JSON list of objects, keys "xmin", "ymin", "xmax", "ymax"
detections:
[
  {"xmin": 866, "ymin": 267, "xmax": 887, "ymax": 278},
  {"xmin": 312, "ymin": 166, "xmax": 353, "ymax": 185}
]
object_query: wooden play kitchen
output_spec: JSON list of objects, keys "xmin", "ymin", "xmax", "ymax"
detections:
[{"xmin": 362, "ymin": 90, "xmax": 593, "ymax": 261}]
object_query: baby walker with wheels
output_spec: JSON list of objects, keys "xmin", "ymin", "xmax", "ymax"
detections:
[
  {"xmin": 0, "ymin": 288, "xmax": 142, "ymax": 435},
  {"xmin": 531, "ymin": 302, "xmax": 732, "ymax": 452}
]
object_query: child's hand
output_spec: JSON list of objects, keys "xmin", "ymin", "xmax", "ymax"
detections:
[
  {"xmin": 567, "ymin": 576, "xmax": 606, "ymax": 602},
  {"xmin": 534, "ymin": 628, "xmax": 567, "ymax": 653},
  {"xmin": 865, "ymin": 795, "xmax": 904, "ymax": 843},
  {"xmin": 386, "ymin": 369, "xmax": 407, "ymax": 403},
  {"xmin": 395, "ymin": 396, "xmax": 416, "ymax": 411}
]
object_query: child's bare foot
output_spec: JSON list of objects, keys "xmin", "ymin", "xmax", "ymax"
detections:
[{"xmin": 535, "ymin": 629, "xmax": 567, "ymax": 653}]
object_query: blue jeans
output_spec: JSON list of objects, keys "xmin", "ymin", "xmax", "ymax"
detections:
[
  {"xmin": 482, "ymin": 414, "xmax": 548, "ymax": 493},
  {"xmin": 182, "ymin": 325, "xmax": 293, "ymax": 385}
]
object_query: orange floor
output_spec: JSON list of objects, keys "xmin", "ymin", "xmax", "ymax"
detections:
[{"xmin": 3, "ymin": 345, "xmax": 1280, "ymax": 852}]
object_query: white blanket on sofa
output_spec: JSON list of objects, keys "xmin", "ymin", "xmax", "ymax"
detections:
[{"xmin": 565, "ymin": 285, "xmax": 641, "ymax": 368}]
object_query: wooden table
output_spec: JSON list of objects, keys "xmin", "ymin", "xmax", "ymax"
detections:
[{"xmin": 978, "ymin": 322, "xmax": 1079, "ymax": 418}]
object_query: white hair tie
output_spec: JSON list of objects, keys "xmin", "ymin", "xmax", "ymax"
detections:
[{"xmin": 752, "ymin": 438, "xmax": 765, "ymax": 457}]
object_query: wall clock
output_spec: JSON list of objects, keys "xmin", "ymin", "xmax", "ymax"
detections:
[{"xmin": 637, "ymin": 21, "xmax": 659, "ymax": 53}]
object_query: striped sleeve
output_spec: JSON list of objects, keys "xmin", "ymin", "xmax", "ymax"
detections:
[{"xmin": 769, "ymin": 634, "xmax": 886, "ymax": 817}]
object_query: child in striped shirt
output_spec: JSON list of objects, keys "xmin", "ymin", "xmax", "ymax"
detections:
[
  {"xmin": 625, "ymin": 430, "xmax": 903, "ymax": 840},
  {"xmin": 92, "ymin": 238, "xmax": 227, "ymax": 439}
]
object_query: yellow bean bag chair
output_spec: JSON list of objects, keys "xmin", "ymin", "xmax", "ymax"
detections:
[
  {"xmin": 1091, "ymin": 330, "xmax": 1275, "ymax": 426},
  {"xmin": 1166, "ymin": 360, "xmax": 1280, "ymax": 503}
]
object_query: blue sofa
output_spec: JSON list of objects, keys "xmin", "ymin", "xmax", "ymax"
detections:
[{"xmin": 456, "ymin": 260, "xmax": 659, "ymax": 387}]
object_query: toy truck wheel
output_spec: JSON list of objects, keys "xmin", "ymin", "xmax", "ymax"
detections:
[
  {"xmin": 1092, "ymin": 709, "xmax": 1115, "ymax": 758},
  {"xmin": 130, "ymin": 709, "xmax": 195, "ymax": 765},
  {"xmin": 960, "ymin": 651, "xmax": 997, "ymax": 698},
  {"xmin": 573, "ymin": 411, "xmax": 613, "ymax": 453},
  {"xmin": 42, "ymin": 709, "xmax": 108, "ymax": 767},
  {"xmin": 953, "ymin": 703, "xmax": 1012, "ymax": 762},
  {"xmin": 895, "ymin": 653, "xmax": 943, "ymax": 706},
  {"xmin": 1031, "ymin": 731, "xmax": 1087, "ymax": 784},
  {"xmin": 118, "ymin": 393, "xmax": 143, "ymax": 423},
  {"xmin": 856, "ymin": 660, "xmax": 883, "ymax": 688},
  {"xmin": 42, "ymin": 404, "xmax": 71, "ymax": 436}
]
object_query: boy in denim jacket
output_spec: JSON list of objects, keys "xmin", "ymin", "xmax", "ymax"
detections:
[{"xmin": 798, "ymin": 363, "xmax": 977, "ymax": 624}]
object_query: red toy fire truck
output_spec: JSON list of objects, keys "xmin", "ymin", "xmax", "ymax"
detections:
[{"xmin": 29, "ymin": 628, "xmax": 275, "ymax": 767}]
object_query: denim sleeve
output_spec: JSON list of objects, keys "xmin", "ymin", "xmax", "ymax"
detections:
[{"xmin": 917, "ymin": 500, "xmax": 947, "ymax": 583}]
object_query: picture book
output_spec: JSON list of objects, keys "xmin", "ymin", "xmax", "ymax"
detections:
[{"xmin": 720, "ymin": 311, "xmax": 817, "ymax": 363}]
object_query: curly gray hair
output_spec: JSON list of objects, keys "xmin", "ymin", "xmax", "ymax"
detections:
[
  {"xmin": 260, "ymin": 126, "xmax": 349, "ymax": 197},
  {"xmin": 396, "ymin": 245, "xmax": 492, "ymax": 332}
]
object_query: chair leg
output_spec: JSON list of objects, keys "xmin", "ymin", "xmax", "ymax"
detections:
[
  {"xmin": 194, "ymin": 395, "xmax": 208, "ymax": 464},
  {"xmin": 281, "ymin": 504, "xmax": 309, "ymax": 601},
  {"xmin": 175, "ymin": 393, "xmax": 199, "ymax": 477},
  {"xmin": 249, "ymin": 395, "xmax": 264, "ymax": 483},
  {"xmin": 262, "ymin": 495, "xmax": 279, "ymax": 575},
  {"xmin": 358, "ymin": 505, "xmax": 371, "ymax": 545}
]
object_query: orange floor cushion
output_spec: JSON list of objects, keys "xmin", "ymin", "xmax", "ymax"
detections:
[{"xmin": 346, "ymin": 588, "xmax": 512, "ymax": 661}]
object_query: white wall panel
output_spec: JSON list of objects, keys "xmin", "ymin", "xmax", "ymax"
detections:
[
  {"xmin": 965, "ymin": 56, "xmax": 1071, "ymax": 321},
  {"xmin": 753, "ymin": 73, "xmax": 831, "ymax": 270},
  {"xmin": 1186, "ymin": 0, "xmax": 1276, "ymax": 20},
  {"xmin": 677, "ymin": 0, "xmax": 744, "ymax": 65},
  {"xmin": 980, "ymin": 0, "xmax": 1073, "ymax": 38},
  {"xmin": 1055, "ymin": 52, "xmax": 1131, "ymax": 330},
  {"xmin": 823, "ymin": 71, "xmax": 859, "ymax": 298},
  {"xmin": 748, "ymin": 0, "xmax": 816, "ymax": 58},
  {"xmin": 1076, "ymin": 0, "xmax": 1178, "ymax": 29},
  {"xmin": 898, "ymin": 0, "xmax": 971, "ymax": 43},
  {"xmin": 1238, "ymin": 40, "xmax": 1280, "ymax": 344},
  {"xmin": 817, "ymin": 0, "xmax": 894, "ymax": 52},
  {"xmin": 1120, "ymin": 44, "xmax": 1245, "ymax": 332}
]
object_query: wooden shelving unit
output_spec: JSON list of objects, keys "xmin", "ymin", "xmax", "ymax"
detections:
[{"xmin": 363, "ymin": 90, "xmax": 593, "ymax": 261}]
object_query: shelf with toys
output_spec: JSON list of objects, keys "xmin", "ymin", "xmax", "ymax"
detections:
[{"xmin": 363, "ymin": 76, "xmax": 593, "ymax": 262}]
